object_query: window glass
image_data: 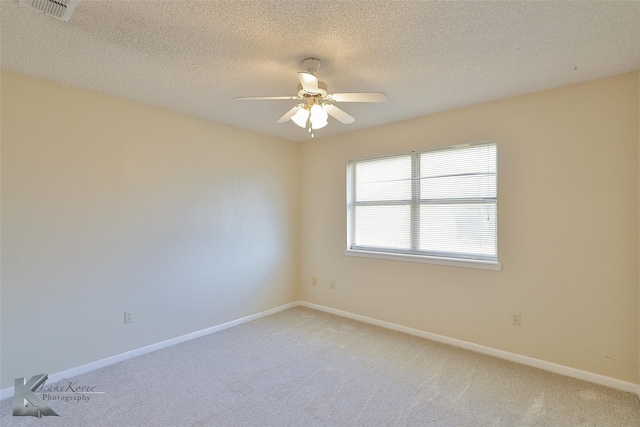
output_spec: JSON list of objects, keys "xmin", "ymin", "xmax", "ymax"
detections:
[{"xmin": 348, "ymin": 142, "xmax": 498, "ymax": 263}]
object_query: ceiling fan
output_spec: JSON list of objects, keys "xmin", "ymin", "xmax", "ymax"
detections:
[{"xmin": 237, "ymin": 58, "xmax": 387, "ymax": 138}]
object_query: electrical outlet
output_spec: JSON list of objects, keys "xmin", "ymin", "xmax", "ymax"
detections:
[
  {"xmin": 330, "ymin": 280, "xmax": 335, "ymax": 290},
  {"xmin": 312, "ymin": 277, "xmax": 317, "ymax": 286},
  {"xmin": 124, "ymin": 310, "xmax": 133, "ymax": 324},
  {"xmin": 511, "ymin": 312, "xmax": 521, "ymax": 326}
]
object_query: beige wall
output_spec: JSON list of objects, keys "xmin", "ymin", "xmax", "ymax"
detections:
[
  {"xmin": 300, "ymin": 72, "xmax": 639, "ymax": 383},
  {"xmin": 1, "ymin": 69, "xmax": 638, "ymax": 391},
  {"xmin": 0, "ymin": 71, "xmax": 300, "ymax": 389}
]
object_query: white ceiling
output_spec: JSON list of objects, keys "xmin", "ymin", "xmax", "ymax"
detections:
[{"xmin": 1, "ymin": 1, "xmax": 639, "ymax": 142}]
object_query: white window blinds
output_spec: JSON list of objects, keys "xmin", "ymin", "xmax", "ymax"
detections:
[{"xmin": 348, "ymin": 142, "xmax": 498, "ymax": 262}]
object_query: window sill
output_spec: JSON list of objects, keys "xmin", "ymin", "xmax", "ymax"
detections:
[{"xmin": 344, "ymin": 249, "xmax": 502, "ymax": 271}]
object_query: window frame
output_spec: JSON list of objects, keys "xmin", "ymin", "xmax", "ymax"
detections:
[{"xmin": 345, "ymin": 141, "xmax": 501, "ymax": 271}]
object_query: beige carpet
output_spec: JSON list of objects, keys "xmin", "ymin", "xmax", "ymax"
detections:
[{"xmin": 2, "ymin": 306, "xmax": 639, "ymax": 426}]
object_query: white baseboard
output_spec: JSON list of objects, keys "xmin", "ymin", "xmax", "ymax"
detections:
[
  {"xmin": 0, "ymin": 302, "xmax": 298, "ymax": 400},
  {"xmin": 3, "ymin": 300, "xmax": 638, "ymax": 400},
  {"xmin": 299, "ymin": 301, "xmax": 640, "ymax": 396}
]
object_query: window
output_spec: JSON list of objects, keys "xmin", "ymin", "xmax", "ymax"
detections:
[{"xmin": 346, "ymin": 142, "xmax": 500, "ymax": 270}]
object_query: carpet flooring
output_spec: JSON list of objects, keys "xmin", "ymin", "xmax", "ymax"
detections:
[{"xmin": 2, "ymin": 306, "xmax": 639, "ymax": 426}]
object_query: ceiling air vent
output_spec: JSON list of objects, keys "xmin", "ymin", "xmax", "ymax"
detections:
[{"xmin": 19, "ymin": 0, "xmax": 79, "ymax": 22}]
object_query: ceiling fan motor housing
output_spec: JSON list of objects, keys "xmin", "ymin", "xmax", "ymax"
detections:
[{"xmin": 298, "ymin": 82, "xmax": 328, "ymax": 98}]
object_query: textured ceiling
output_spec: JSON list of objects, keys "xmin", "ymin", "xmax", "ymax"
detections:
[{"xmin": 1, "ymin": 0, "xmax": 639, "ymax": 142}]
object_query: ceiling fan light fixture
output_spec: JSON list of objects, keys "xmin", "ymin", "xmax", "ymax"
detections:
[
  {"xmin": 310, "ymin": 104, "xmax": 328, "ymax": 129},
  {"xmin": 311, "ymin": 119, "xmax": 328, "ymax": 130},
  {"xmin": 310, "ymin": 104, "xmax": 328, "ymax": 120},
  {"xmin": 291, "ymin": 107, "xmax": 309, "ymax": 128},
  {"xmin": 237, "ymin": 57, "xmax": 387, "ymax": 137}
]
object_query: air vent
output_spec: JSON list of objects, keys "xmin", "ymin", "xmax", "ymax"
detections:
[{"xmin": 19, "ymin": 0, "xmax": 79, "ymax": 22}]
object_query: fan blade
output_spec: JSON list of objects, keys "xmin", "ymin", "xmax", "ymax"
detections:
[
  {"xmin": 298, "ymin": 72, "xmax": 319, "ymax": 93},
  {"xmin": 324, "ymin": 104, "xmax": 355, "ymax": 124},
  {"xmin": 330, "ymin": 92, "xmax": 387, "ymax": 103},
  {"xmin": 276, "ymin": 105, "xmax": 303, "ymax": 123},
  {"xmin": 236, "ymin": 96, "xmax": 300, "ymax": 101}
]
